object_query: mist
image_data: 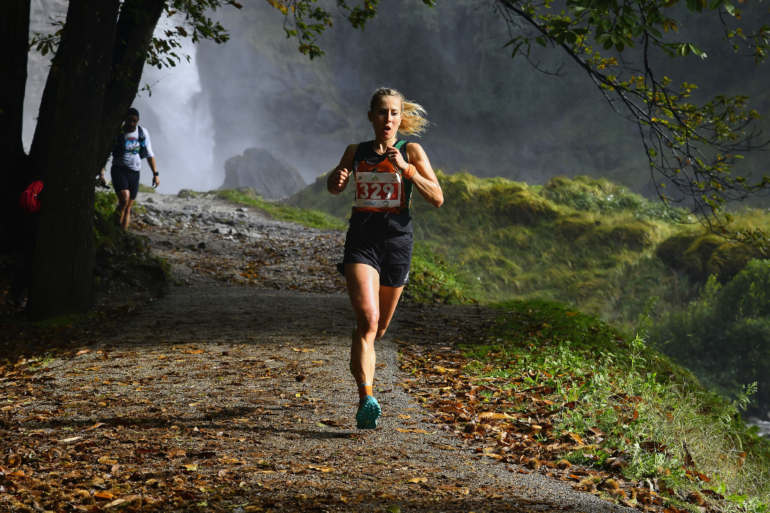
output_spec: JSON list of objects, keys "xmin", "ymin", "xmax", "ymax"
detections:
[
  {"xmin": 131, "ymin": 30, "xmax": 217, "ymax": 194},
  {"xmin": 22, "ymin": 0, "xmax": 770, "ymax": 196}
]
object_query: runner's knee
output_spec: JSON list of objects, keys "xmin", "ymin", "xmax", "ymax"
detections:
[{"xmin": 358, "ymin": 312, "xmax": 379, "ymax": 337}]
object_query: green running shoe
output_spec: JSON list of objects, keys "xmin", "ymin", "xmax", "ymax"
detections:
[{"xmin": 356, "ymin": 395, "xmax": 381, "ymax": 430}]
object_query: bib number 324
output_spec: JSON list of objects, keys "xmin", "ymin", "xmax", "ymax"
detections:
[{"xmin": 355, "ymin": 172, "xmax": 401, "ymax": 209}]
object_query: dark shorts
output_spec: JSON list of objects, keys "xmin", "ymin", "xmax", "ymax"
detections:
[
  {"xmin": 337, "ymin": 227, "xmax": 413, "ymax": 287},
  {"xmin": 111, "ymin": 165, "xmax": 140, "ymax": 200}
]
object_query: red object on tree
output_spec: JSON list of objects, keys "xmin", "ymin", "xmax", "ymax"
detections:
[{"xmin": 19, "ymin": 180, "xmax": 43, "ymax": 213}]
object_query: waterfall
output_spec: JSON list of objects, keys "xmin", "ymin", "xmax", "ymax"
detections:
[
  {"xmin": 23, "ymin": 4, "xmax": 216, "ymax": 194},
  {"xmin": 132, "ymin": 24, "xmax": 216, "ymax": 194}
]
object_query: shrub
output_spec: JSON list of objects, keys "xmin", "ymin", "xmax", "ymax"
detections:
[{"xmin": 652, "ymin": 260, "xmax": 770, "ymax": 414}]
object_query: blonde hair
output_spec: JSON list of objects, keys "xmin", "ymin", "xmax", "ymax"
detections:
[{"xmin": 369, "ymin": 87, "xmax": 429, "ymax": 137}]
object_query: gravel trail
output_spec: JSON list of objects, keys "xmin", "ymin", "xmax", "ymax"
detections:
[{"xmin": 2, "ymin": 193, "xmax": 633, "ymax": 512}]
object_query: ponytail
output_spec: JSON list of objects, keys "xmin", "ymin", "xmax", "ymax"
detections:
[{"xmin": 369, "ymin": 87, "xmax": 429, "ymax": 137}]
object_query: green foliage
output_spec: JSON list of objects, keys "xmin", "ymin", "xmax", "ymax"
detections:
[
  {"xmin": 498, "ymin": 0, "xmax": 770, "ymax": 236},
  {"xmin": 218, "ymin": 189, "xmax": 346, "ymax": 230},
  {"xmin": 656, "ymin": 231, "xmax": 765, "ymax": 284},
  {"xmin": 405, "ymin": 243, "xmax": 476, "ymax": 305},
  {"xmin": 652, "ymin": 260, "xmax": 770, "ymax": 412},
  {"xmin": 93, "ymin": 190, "xmax": 171, "ymax": 281},
  {"xmin": 541, "ymin": 176, "xmax": 685, "ymax": 221},
  {"xmin": 265, "ymin": 0, "xmax": 382, "ymax": 59},
  {"xmin": 285, "ymin": 172, "xmax": 354, "ymax": 221},
  {"xmin": 464, "ymin": 299, "xmax": 770, "ymax": 508},
  {"xmin": 289, "ymin": 171, "xmax": 770, "ymax": 329}
]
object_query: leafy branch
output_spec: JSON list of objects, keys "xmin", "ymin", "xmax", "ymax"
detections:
[
  {"xmin": 28, "ymin": 1, "xmax": 243, "ymax": 70},
  {"xmin": 496, "ymin": 0, "xmax": 770, "ymax": 243}
]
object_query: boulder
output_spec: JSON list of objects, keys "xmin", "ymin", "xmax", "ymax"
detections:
[{"xmin": 219, "ymin": 148, "xmax": 307, "ymax": 199}]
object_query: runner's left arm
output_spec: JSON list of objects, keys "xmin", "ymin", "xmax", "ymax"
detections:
[
  {"xmin": 143, "ymin": 128, "xmax": 160, "ymax": 188},
  {"xmin": 402, "ymin": 144, "xmax": 443, "ymax": 208}
]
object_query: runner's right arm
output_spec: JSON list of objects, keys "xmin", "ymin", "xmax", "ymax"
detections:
[{"xmin": 327, "ymin": 144, "xmax": 358, "ymax": 195}]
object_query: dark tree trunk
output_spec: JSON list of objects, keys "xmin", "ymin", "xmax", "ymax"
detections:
[
  {"xmin": 97, "ymin": 0, "xmax": 167, "ymax": 166},
  {"xmin": 27, "ymin": 0, "xmax": 121, "ymax": 319},
  {"xmin": 0, "ymin": 0, "xmax": 32, "ymax": 241}
]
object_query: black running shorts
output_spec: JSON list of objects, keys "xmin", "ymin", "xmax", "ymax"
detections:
[
  {"xmin": 337, "ymin": 227, "xmax": 413, "ymax": 287},
  {"xmin": 111, "ymin": 165, "xmax": 141, "ymax": 200}
]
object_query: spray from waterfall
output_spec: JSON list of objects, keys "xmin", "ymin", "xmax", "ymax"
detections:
[{"xmin": 132, "ymin": 19, "xmax": 216, "ymax": 194}]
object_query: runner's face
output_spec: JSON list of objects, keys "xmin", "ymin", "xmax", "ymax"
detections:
[
  {"xmin": 368, "ymin": 96, "xmax": 402, "ymax": 142},
  {"xmin": 123, "ymin": 115, "xmax": 139, "ymax": 132}
]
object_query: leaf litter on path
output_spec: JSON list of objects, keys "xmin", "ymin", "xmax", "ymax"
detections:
[{"xmin": 0, "ymin": 194, "xmax": 637, "ymax": 512}]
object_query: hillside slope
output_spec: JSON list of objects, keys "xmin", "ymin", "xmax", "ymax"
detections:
[{"xmin": 289, "ymin": 171, "xmax": 770, "ymax": 326}]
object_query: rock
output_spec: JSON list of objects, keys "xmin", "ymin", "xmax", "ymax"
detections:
[
  {"xmin": 144, "ymin": 215, "xmax": 162, "ymax": 227},
  {"xmin": 219, "ymin": 148, "xmax": 307, "ymax": 199},
  {"xmin": 178, "ymin": 189, "xmax": 198, "ymax": 199}
]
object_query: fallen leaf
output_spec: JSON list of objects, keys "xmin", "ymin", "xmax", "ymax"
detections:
[
  {"xmin": 567, "ymin": 433, "xmax": 584, "ymax": 445},
  {"xmin": 308, "ymin": 465, "xmax": 334, "ymax": 472},
  {"xmin": 84, "ymin": 422, "xmax": 106, "ymax": 431},
  {"xmin": 76, "ymin": 349, "xmax": 91, "ymax": 356},
  {"xmin": 184, "ymin": 464, "xmax": 198, "ymax": 471},
  {"xmin": 407, "ymin": 477, "xmax": 427, "ymax": 483},
  {"xmin": 182, "ymin": 349, "xmax": 205, "ymax": 354},
  {"xmin": 479, "ymin": 412, "xmax": 512, "ymax": 420},
  {"xmin": 94, "ymin": 491, "xmax": 115, "ymax": 500},
  {"xmin": 167, "ymin": 448, "xmax": 186, "ymax": 458},
  {"xmin": 103, "ymin": 498, "xmax": 130, "ymax": 509},
  {"xmin": 58, "ymin": 436, "xmax": 83, "ymax": 444},
  {"xmin": 98, "ymin": 456, "xmax": 118, "ymax": 465}
]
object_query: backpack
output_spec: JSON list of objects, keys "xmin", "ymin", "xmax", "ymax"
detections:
[
  {"xmin": 19, "ymin": 180, "xmax": 44, "ymax": 213},
  {"xmin": 113, "ymin": 126, "xmax": 148, "ymax": 160}
]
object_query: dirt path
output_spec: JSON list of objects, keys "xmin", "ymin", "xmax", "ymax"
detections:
[{"xmin": 1, "ymin": 193, "xmax": 632, "ymax": 512}]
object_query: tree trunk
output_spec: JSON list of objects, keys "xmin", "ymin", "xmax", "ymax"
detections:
[
  {"xmin": 97, "ymin": 0, "xmax": 167, "ymax": 166},
  {"xmin": 0, "ymin": 0, "xmax": 32, "ymax": 240},
  {"xmin": 27, "ymin": 0, "xmax": 121, "ymax": 319}
]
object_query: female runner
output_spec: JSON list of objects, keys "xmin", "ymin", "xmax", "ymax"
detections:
[{"xmin": 327, "ymin": 88, "xmax": 444, "ymax": 429}]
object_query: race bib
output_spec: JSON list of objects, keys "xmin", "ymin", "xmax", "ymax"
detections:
[{"xmin": 355, "ymin": 172, "xmax": 401, "ymax": 209}]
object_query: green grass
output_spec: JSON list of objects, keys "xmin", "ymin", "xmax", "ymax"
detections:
[
  {"xmin": 218, "ymin": 189, "xmax": 346, "ymax": 231},
  {"xmin": 93, "ymin": 190, "xmax": 171, "ymax": 280},
  {"xmin": 461, "ymin": 300, "xmax": 770, "ymax": 511},
  {"xmin": 288, "ymin": 171, "xmax": 770, "ymax": 330},
  {"xmin": 405, "ymin": 242, "xmax": 475, "ymax": 304}
]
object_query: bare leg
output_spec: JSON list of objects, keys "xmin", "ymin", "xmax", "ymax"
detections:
[
  {"xmin": 346, "ymin": 263, "xmax": 380, "ymax": 387},
  {"xmin": 116, "ymin": 190, "xmax": 131, "ymax": 228},
  {"xmin": 121, "ymin": 198, "xmax": 135, "ymax": 230},
  {"xmin": 375, "ymin": 285, "xmax": 404, "ymax": 341}
]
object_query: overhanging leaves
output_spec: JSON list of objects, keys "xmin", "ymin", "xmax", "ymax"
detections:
[{"xmin": 494, "ymin": 0, "xmax": 770, "ymax": 243}]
